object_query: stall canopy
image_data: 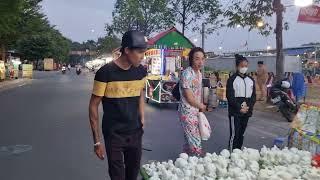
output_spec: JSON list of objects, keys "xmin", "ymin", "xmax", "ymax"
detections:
[{"xmin": 148, "ymin": 27, "xmax": 195, "ymax": 49}]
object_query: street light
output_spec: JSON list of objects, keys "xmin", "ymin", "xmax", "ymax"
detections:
[
  {"xmin": 236, "ymin": 24, "xmax": 241, "ymax": 28},
  {"xmin": 257, "ymin": 21, "xmax": 264, "ymax": 28},
  {"xmin": 219, "ymin": 47, "xmax": 223, "ymax": 50},
  {"xmin": 294, "ymin": 0, "xmax": 313, "ymax": 7},
  {"xmin": 267, "ymin": 46, "xmax": 272, "ymax": 50},
  {"xmin": 193, "ymin": 39, "xmax": 198, "ymax": 42}
]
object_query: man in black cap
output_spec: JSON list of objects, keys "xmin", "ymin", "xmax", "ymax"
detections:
[{"xmin": 89, "ymin": 30, "xmax": 148, "ymax": 180}]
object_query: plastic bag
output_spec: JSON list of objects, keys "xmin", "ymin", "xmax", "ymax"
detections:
[
  {"xmin": 199, "ymin": 112, "xmax": 212, "ymax": 141},
  {"xmin": 303, "ymin": 106, "xmax": 319, "ymax": 133}
]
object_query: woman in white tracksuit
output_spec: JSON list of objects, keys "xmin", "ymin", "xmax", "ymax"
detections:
[{"xmin": 226, "ymin": 54, "xmax": 256, "ymax": 151}]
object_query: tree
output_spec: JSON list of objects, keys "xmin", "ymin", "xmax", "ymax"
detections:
[
  {"xmin": 168, "ymin": 0, "xmax": 222, "ymax": 35},
  {"xmin": 224, "ymin": 0, "xmax": 320, "ymax": 79},
  {"xmin": 97, "ymin": 36, "xmax": 121, "ymax": 55},
  {"xmin": 14, "ymin": 0, "xmax": 71, "ymax": 65},
  {"xmin": 0, "ymin": 0, "xmax": 23, "ymax": 62},
  {"xmin": 107, "ymin": 0, "xmax": 174, "ymax": 36}
]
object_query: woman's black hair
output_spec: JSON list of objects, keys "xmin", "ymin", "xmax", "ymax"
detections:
[
  {"xmin": 235, "ymin": 54, "xmax": 248, "ymax": 67},
  {"xmin": 189, "ymin": 47, "xmax": 205, "ymax": 66}
]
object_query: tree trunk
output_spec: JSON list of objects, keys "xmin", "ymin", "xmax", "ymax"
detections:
[
  {"xmin": 36, "ymin": 59, "xmax": 39, "ymax": 70},
  {"xmin": 182, "ymin": 23, "xmax": 185, "ymax": 35},
  {"xmin": 274, "ymin": 0, "xmax": 285, "ymax": 81},
  {"xmin": 182, "ymin": 3, "xmax": 186, "ymax": 35},
  {"xmin": 1, "ymin": 43, "xmax": 5, "ymax": 62},
  {"xmin": 201, "ymin": 23, "xmax": 205, "ymax": 49}
]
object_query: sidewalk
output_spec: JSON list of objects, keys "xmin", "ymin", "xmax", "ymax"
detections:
[{"xmin": 0, "ymin": 78, "xmax": 32, "ymax": 92}]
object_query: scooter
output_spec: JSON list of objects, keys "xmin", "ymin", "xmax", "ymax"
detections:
[
  {"xmin": 76, "ymin": 68, "xmax": 81, "ymax": 75},
  {"xmin": 269, "ymin": 80, "xmax": 299, "ymax": 122},
  {"xmin": 62, "ymin": 67, "xmax": 66, "ymax": 74}
]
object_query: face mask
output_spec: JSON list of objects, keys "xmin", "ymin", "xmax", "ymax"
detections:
[{"xmin": 239, "ymin": 67, "xmax": 248, "ymax": 74}]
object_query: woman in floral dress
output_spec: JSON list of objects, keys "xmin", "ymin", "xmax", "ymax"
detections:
[{"xmin": 178, "ymin": 47, "xmax": 207, "ymax": 156}]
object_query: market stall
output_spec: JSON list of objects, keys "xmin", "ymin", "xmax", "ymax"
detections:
[
  {"xmin": 289, "ymin": 104, "xmax": 320, "ymax": 155},
  {"xmin": 22, "ymin": 64, "xmax": 33, "ymax": 79},
  {"xmin": 0, "ymin": 60, "xmax": 5, "ymax": 81},
  {"xmin": 145, "ymin": 27, "xmax": 194, "ymax": 104}
]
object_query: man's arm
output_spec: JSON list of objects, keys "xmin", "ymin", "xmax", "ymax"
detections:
[
  {"xmin": 89, "ymin": 94, "xmax": 103, "ymax": 143},
  {"xmin": 139, "ymin": 90, "xmax": 145, "ymax": 127},
  {"xmin": 89, "ymin": 94, "xmax": 105, "ymax": 160}
]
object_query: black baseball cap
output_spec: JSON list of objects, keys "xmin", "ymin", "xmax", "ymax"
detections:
[{"xmin": 121, "ymin": 30, "xmax": 148, "ymax": 49}]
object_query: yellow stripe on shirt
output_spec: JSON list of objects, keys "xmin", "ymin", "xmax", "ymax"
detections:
[
  {"xmin": 105, "ymin": 79, "xmax": 145, "ymax": 98},
  {"xmin": 92, "ymin": 80, "xmax": 107, "ymax": 97}
]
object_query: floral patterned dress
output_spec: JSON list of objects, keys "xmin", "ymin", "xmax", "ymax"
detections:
[{"xmin": 178, "ymin": 66, "xmax": 203, "ymax": 156}]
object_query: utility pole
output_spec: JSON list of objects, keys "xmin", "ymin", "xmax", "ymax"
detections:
[{"xmin": 273, "ymin": 0, "xmax": 285, "ymax": 80}]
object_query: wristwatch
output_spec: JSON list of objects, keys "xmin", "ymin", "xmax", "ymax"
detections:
[{"xmin": 94, "ymin": 142, "xmax": 101, "ymax": 147}]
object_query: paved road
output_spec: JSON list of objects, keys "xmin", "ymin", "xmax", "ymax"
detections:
[{"xmin": 0, "ymin": 70, "xmax": 289, "ymax": 180}]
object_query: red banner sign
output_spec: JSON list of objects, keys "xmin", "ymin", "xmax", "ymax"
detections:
[{"xmin": 298, "ymin": 5, "xmax": 320, "ymax": 24}]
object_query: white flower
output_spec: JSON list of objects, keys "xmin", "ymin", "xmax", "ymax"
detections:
[
  {"xmin": 235, "ymin": 159, "xmax": 246, "ymax": 170},
  {"xmin": 220, "ymin": 149, "xmax": 231, "ymax": 158},
  {"xmin": 180, "ymin": 153, "xmax": 189, "ymax": 160},
  {"xmin": 175, "ymin": 158, "xmax": 188, "ymax": 169}
]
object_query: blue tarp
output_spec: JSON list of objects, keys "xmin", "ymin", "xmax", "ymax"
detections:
[{"xmin": 292, "ymin": 73, "xmax": 306, "ymax": 101}]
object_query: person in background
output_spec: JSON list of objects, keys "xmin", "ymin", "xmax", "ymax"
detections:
[
  {"xmin": 227, "ymin": 54, "xmax": 256, "ymax": 151},
  {"xmin": 89, "ymin": 30, "xmax": 148, "ymax": 180},
  {"xmin": 178, "ymin": 47, "xmax": 207, "ymax": 156},
  {"xmin": 256, "ymin": 61, "xmax": 268, "ymax": 101}
]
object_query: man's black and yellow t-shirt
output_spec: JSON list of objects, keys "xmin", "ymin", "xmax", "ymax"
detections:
[{"xmin": 92, "ymin": 61, "xmax": 147, "ymax": 135}]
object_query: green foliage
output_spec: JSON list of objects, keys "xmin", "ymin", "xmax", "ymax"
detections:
[
  {"xmin": 0, "ymin": 0, "xmax": 71, "ymax": 63},
  {"xmin": 0, "ymin": 0, "xmax": 23, "ymax": 49},
  {"xmin": 97, "ymin": 36, "xmax": 121, "ymax": 54},
  {"xmin": 169, "ymin": 0, "xmax": 222, "ymax": 34},
  {"xmin": 224, "ymin": 0, "xmax": 274, "ymax": 36},
  {"xmin": 107, "ymin": 0, "xmax": 174, "ymax": 36}
]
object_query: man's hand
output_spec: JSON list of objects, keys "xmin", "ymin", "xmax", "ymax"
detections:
[{"xmin": 94, "ymin": 144, "xmax": 105, "ymax": 160}]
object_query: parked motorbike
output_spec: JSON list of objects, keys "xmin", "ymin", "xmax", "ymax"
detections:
[{"xmin": 269, "ymin": 79, "xmax": 299, "ymax": 122}]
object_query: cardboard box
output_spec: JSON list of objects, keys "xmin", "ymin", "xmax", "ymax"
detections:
[{"xmin": 216, "ymin": 87, "xmax": 227, "ymax": 101}]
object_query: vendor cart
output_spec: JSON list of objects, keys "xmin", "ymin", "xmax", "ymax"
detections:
[
  {"xmin": 144, "ymin": 27, "xmax": 195, "ymax": 104},
  {"xmin": 145, "ymin": 49, "xmax": 181, "ymax": 104}
]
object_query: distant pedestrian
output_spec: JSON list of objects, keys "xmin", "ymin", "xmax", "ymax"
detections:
[
  {"xmin": 178, "ymin": 47, "xmax": 207, "ymax": 156},
  {"xmin": 89, "ymin": 30, "xmax": 148, "ymax": 180},
  {"xmin": 256, "ymin": 61, "xmax": 268, "ymax": 101},
  {"xmin": 226, "ymin": 54, "xmax": 256, "ymax": 151}
]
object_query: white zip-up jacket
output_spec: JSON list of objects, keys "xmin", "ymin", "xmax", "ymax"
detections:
[{"xmin": 226, "ymin": 72, "xmax": 256, "ymax": 117}]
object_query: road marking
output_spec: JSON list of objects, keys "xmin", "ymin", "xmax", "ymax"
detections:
[{"xmin": 0, "ymin": 145, "xmax": 32, "ymax": 158}]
